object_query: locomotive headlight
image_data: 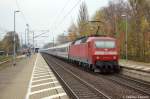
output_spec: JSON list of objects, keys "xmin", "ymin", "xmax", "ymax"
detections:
[
  {"xmin": 96, "ymin": 56, "xmax": 100, "ymax": 59},
  {"xmin": 113, "ymin": 56, "xmax": 117, "ymax": 59}
]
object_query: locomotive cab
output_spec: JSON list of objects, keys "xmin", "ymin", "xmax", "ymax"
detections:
[
  {"xmin": 94, "ymin": 40, "xmax": 118, "ymax": 61},
  {"xmin": 88, "ymin": 37, "xmax": 120, "ymax": 73}
]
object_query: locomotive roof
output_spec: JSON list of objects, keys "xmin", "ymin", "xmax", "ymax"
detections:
[
  {"xmin": 71, "ymin": 36, "xmax": 116, "ymax": 45},
  {"xmin": 87, "ymin": 36, "xmax": 116, "ymax": 41},
  {"xmin": 74, "ymin": 35, "xmax": 115, "ymax": 41}
]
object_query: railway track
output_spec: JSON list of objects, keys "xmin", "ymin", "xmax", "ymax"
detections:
[
  {"xmin": 120, "ymin": 67, "xmax": 150, "ymax": 82},
  {"xmin": 42, "ymin": 53, "xmax": 150, "ymax": 99},
  {"xmin": 99, "ymin": 74, "xmax": 150, "ymax": 96},
  {"xmin": 43, "ymin": 54, "xmax": 110, "ymax": 99}
]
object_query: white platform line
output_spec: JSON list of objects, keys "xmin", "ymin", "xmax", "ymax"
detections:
[
  {"xmin": 34, "ymin": 70, "xmax": 50, "ymax": 74},
  {"xmin": 35, "ymin": 67, "xmax": 49, "ymax": 69},
  {"xmin": 34, "ymin": 68, "xmax": 51, "ymax": 71},
  {"xmin": 36, "ymin": 65, "xmax": 48, "ymax": 67},
  {"xmin": 143, "ymin": 68, "xmax": 150, "ymax": 70},
  {"xmin": 32, "ymin": 77, "xmax": 56, "ymax": 83},
  {"xmin": 34, "ymin": 69, "xmax": 49, "ymax": 71},
  {"xmin": 34, "ymin": 71, "xmax": 49, "ymax": 74},
  {"xmin": 33, "ymin": 71, "xmax": 50, "ymax": 74},
  {"xmin": 31, "ymin": 81, "xmax": 58, "ymax": 88},
  {"xmin": 42, "ymin": 93, "xmax": 67, "ymax": 99},
  {"xmin": 129, "ymin": 65, "xmax": 137, "ymax": 68},
  {"xmin": 34, "ymin": 69, "xmax": 51, "ymax": 72},
  {"xmin": 35, "ymin": 66, "xmax": 48, "ymax": 68},
  {"xmin": 34, "ymin": 69, "xmax": 47, "ymax": 72},
  {"xmin": 135, "ymin": 66, "xmax": 144, "ymax": 69},
  {"xmin": 25, "ymin": 54, "xmax": 39, "ymax": 99},
  {"xmin": 35, "ymin": 68, "xmax": 49, "ymax": 70},
  {"xmin": 34, "ymin": 70, "xmax": 49, "ymax": 73},
  {"xmin": 33, "ymin": 75, "xmax": 50, "ymax": 79},
  {"xmin": 35, "ymin": 69, "xmax": 48, "ymax": 71},
  {"xmin": 33, "ymin": 72, "xmax": 53, "ymax": 76},
  {"xmin": 33, "ymin": 74, "xmax": 51, "ymax": 78},
  {"xmin": 30, "ymin": 86, "xmax": 62, "ymax": 95}
]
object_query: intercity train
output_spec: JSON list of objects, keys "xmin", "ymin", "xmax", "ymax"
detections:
[{"xmin": 41, "ymin": 35, "xmax": 120, "ymax": 73}]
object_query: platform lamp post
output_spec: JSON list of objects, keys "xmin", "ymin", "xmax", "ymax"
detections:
[
  {"xmin": 33, "ymin": 31, "xmax": 35, "ymax": 53},
  {"xmin": 121, "ymin": 14, "xmax": 128, "ymax": 61},
  {"xmin": 13, "ymin": 10, "xmax": 20, "ymax": 66},
  {"xmin": 26, "ymin": 24, "xmax": 29, "ymax": 47}
]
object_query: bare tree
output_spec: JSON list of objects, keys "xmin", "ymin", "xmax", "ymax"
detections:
[
  {"xmin": 78, "ymin": 1, "xmax": 89, "ymax": 36},
  {"xmin": 67, "ymin": 22, "xmax": 78, "ymax": 41},
  {"xmin": 2, "ymin": 31, "xmax": 20, "ymax": 55}
]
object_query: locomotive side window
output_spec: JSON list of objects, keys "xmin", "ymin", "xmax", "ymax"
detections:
[
  {"xmin": 81, "ymin": 37, "xmax": 87, "ymax": 43},
  {"xmin": 74, "ymin": 39, "xmax": 82, "ymax": 45},
  {"xmin": 95, "ymin": 41, "xmax": 115, "ymax": 48}
]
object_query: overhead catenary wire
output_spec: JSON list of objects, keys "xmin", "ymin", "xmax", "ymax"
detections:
[
  {"xmin": 16, "ymin": 0, "xmax": 30, "ymax": 26},
  {"xmin": 57, "ymin": 0, "xmax": 82, "ymax": 25},
  {"xmin": 49, "ymin": 0, "xmax": 72, "ymax": 42},
  {"xmin": 16, "ymin": 0, "xmax": 34, "ymax": 46},
  {"xmin": 50, "ymin": 0, "xmax": 71, "ymax": 27},
  {"xmin": 52, "ymin": 0, "xmax": 82, "ymax": 38}
]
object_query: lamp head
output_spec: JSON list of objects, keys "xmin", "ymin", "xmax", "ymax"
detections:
[
  {"xmin": 15, "ymin": 10, "xmax": 20, "ymax": 13},
  {"xmin": 121, "ymin": 14, "xmax": 126, "ymax": 17}
]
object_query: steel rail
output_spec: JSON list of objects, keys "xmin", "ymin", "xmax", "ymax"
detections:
[
  {"xmin": 116, "ymin": 74, "xmax": 150, "ymax": 86},
  {"xmin": 99, "ymin": 75, "xmax": 150, "ymax": 96},
  {"xmin": 44, "ymin": 55, "xmax": 79, "ymax": 99}
]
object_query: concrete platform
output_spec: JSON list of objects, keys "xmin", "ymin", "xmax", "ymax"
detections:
[
  {"xmin": 0, "ymin": 53, "xmax": 69, "ymax": 99},
  {"xmin": 119, "ymin": 60, "xmax": 150, "ymax": 82},
  {"xmin": 0, "ymin": 54, "xmax": 37, "ymax": 99},
  {"xmin": 119, "ymin": 59, "xmax": 150, "ymax": 72}
]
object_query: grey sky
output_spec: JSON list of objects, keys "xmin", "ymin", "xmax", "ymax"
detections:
[{"xmin": 0, "ymin": 0, "xmax": 110, "ymax": 47}]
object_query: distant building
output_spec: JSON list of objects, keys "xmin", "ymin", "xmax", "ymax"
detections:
[{"xmin": 35, "ymin": 48, "xmax": 39, "ymax": 53}]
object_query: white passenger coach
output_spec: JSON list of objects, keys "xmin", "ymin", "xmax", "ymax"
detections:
[{"xmin": 40, "ymin": 42, "xmax": 71, "ymax": 59}]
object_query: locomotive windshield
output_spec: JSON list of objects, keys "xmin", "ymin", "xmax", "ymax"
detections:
[{"xmin": 95, "ymin": 40, "xmax": 115, "ymax": 48}]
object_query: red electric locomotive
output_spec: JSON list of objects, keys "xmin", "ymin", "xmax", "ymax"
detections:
[{"xmin": 69, "ymin": 35, "xmax": 120, "ymax": 73}]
